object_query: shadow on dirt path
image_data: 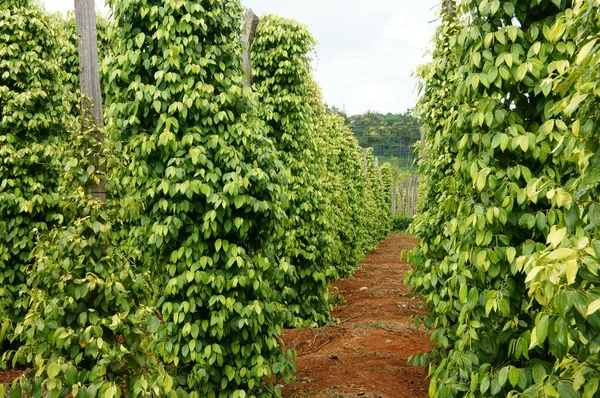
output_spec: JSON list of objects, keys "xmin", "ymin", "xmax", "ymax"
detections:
[{"xmin": 281, "ymin": 233, "xmax": 430, "ymax": 398}]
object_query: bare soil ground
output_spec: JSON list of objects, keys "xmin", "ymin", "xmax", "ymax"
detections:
[
  {"xmin": 0, "ymin": 368, "xmax": 23, "ymax": 385},
  {"xmin": 280, "ymin": 233, "xmax": 430, "ymax": 398}
]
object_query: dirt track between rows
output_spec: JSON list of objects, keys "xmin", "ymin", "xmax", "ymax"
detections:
[{"xmin": 281, "ymin": 233, "xmax": 430, "ymax": 398}]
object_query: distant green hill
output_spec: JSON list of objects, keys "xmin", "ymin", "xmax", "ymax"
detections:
[{"xmin": 326, "ymin": 107, "xmax": 421, "ymax": 171}]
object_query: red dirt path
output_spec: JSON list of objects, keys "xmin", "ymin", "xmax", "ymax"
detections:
[{"xmin": 280, "ymin": 233, "xmax": 430, "ymax": 398}]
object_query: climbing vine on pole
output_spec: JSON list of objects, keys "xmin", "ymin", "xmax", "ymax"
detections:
[
  {"xmin": 252, "ymin": 14, "xmax": 339, "ymax": 326},
  {"xmin": 0, "ymin": 0, "xmax": 69, "ymax": 359},
  {"xmin": 103, "ymin": 1, "xmax": 293, "ymax": 396}
]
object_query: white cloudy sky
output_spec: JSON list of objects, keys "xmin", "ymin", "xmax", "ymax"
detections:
[{"xmin": 40, "ymin": 0, "xmax": 440, "ymax": 116}]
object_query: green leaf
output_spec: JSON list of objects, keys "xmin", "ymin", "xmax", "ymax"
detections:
[
  {"xmin": 65, "ymin": 365, "xmax": 78, "ymax": 386},
  {"xmin": 532, "ymin": 364, "xmax": 546, "ymax": 384},
  {"xmin": 536, "ymin": 314, "xmax": 549, "ymax": 345},
  {"xmin": 564, "ymin": 93, "xmax": 588, "ymax": 116},
  {"xmin": 584, "ymin": 379, "xmax": 598, "ymax": 398},
  {"xmin": 47, "ymin": 363, "xmax": 60, "ymax": 379},
  {"xmin": 147, "ymin": 316, "xmax": 160, "ymax": 333},
  {"xmin": 508, "ymin": 367, "xmax": 520, "ymax": 387},
  {"xmin": 516, "ymin": 63, "xmax": 528, "ymax": 81},
  {"xmin": 135, "ymin": 32, "xmax": 145, "ymax": 48},
  {"xmin": 459, "ymin": 284, "xmax": 467, "ymax": 302},
  {"xmin": 476, "ymin": 173, "xmax": 487, "ymax": 191},
  {"xmin": 547, "ymin": 226, "xmax": 567, "ymax": 248},
  {"xmin": 503, "ymin": 2, "xmax": 515, "ymax": 15},
  {"xmin": 576, "ymin": 39, "xmax": 597, "ymax": 65},
  {"xmin": 554, "ymin": 292, "xmax": 570, "ymax": 317},
  {"xmin": 506, "ymin": 247, "xmax": 516, "ymax": 263},
  {"xmin": 587, "ymin": 299, "xmax": 600, "ymax": 316},
  {"xmin": 565, "ymin": 204, "xmax": 580, "ymax": 229},
  {"xmin": 557, "ymin": 381, "xmax": 579, "ymax": 398},
  {"xmin": 480, "ymin": 376, "xmax": 490, "ymax": 394},
  {"xmin": 546, "ymin": 248, "xmax": 575, "ymax": 261},
  {"xmin": 498, "ymin": 366, "xmax": 509, "ymax": 387},
  {"xmin": 589, "ymin": 203, "xmax": 600, "ymax": 225},
  {"xmin": 566, "ymin": 260, "xmax": 578, "ymax": 284}
]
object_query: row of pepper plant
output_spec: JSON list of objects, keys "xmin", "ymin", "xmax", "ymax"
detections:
[
  {"xmin": 409, "ymin": 0, "xmax": 600, "ymax": 396},
  {"xmin": 0, "ymin": 0, "xmax": 391, "ymax": 396}
]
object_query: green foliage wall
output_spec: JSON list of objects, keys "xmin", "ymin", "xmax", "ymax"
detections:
[
  {"xmin": 12, "ymin": 127, "xmax": 170, "ymax": 397},
  {"xmin": 409, "ymin": 0, "xmax": 600, "ymax": 396},
  {"xmin": 0, "ymin": 0, "xmax": 69, "ymax": 357},
  {"xmin": 251, "ymin": 14, "xmax": 338, "ymax": 327},
  {"xmin": 365, "ymin": 149, "xmax": 392, "ymax": 240},
  {"xmin": 320, "ymin": 112, "xmax": 381, "ymax": 272},
  {"xmin": 380, "ymin": 163, "xmax": 394, "ymax": 208},
  {"xmin": 103, "ymin": 1, "xmax": 293, "ymax": 396},
  {"xmin": 522, "ymin": 0, "xmax": 600, "ymax": 394},
  {"xmin": 252, "ymin": 15, "xmax": 393, "ymax": 326}
]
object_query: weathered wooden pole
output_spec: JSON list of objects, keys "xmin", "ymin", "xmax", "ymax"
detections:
[
  {"xmin": 444, "ymin": 0, "xmax": 456, "ymax": 17},
  {"xmin": 407, "ymin": 176, "xmax": 413, "ymax": 216},
  {"xmin": 375, "ymin": 156, "xmax": 384, "ymax": 189},
  {"xmin": 74, "ymin": 0, "xmax": 105, "ymax": 201},
  {"xmin": 420, "ymin": 125, "xmax": 427, "ymax": 161},
  {"xmin": 414, "ymin": 176, "xmax": 418, "ymax": 216},
  {"xmin": 241, "ymin": 9, "xmax": 259, "ymax": 87},
  {"xmin": 391, "ymin": 185, "xmax": 397, "ymax": 217},
  {"xmin": 398, "ymin": 181, "xmax": 404, "ymax": 217},
  {"xmin": 397, "ymin": 183, "xmax": 402, "ymax": 216}
]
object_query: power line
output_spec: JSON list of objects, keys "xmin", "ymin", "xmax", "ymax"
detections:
[
  {"xmin": 307, "ymin": 23, "xmax": 430, "ymax": 28},
  {"xmin": 318, "ymin": 53, "xmax": 423, "ymax": 60},
  {"xmin": 350, "ymin": 124, "xmax": 421, "ymax": 128},
  {"xmin": 320, "ymin": 78, "xmax": 416, "ymax": 88},
  {"xmin": 363, "ymin": 145, "xmax": 418, "ymax": 147}
]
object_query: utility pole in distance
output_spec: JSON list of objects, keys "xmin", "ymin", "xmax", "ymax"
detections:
[{"xmin": 74, "ymin": 0, "xmax": 105, "ymax": 201}]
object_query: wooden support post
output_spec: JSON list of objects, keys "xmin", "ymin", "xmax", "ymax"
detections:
[
  {"xmin": 363, "ymin": 148, "xmax": 368, "ymax": 176},
  {"xmin": 413, "ymin": 175, "xmax": 419, "ymax": 215},
  {"xmin": 408, "ymin": 177, "xmax": 411, "ymax": 216},
  {"xmin": 398, "ymin": 183, "xmax": 403, "ymax": 216},
  {"xmin": 375, "ymin": 157, "xmax": 384, "ymax": 189},
  {"xmin": 391, "ymin": 185, "xmax": 397, "ymax": 217},
  {"xmin": 241, "ymin": 9, "xmax": 259, "ymax": 87},
  {"xmin": 396, "ymin": 183, "xmax": 401, "ymax": 216},
  {"xmin": 398, "ymin": 181, "xmax": 404, "ymax": 217},
  {"xmin": 420, "ymin": 126, "xmax": 427, "ymax": 161},
  {"xmin": 75, "ymin": 0, "xmax": 105, "ymax": 201},
  {"xmin": 444, "ymin": 0, "xmax": 456, "ymax": 17}
]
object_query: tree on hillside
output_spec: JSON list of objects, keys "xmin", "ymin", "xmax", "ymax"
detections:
[{"xmin": 347, "ymin": 111, "xmax": 421, "ymax": 159}]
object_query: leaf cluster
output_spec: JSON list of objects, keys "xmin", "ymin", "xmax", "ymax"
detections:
[{"xmin": 0, "ymin": 0, "xmax": 71, "ymax": 358}]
